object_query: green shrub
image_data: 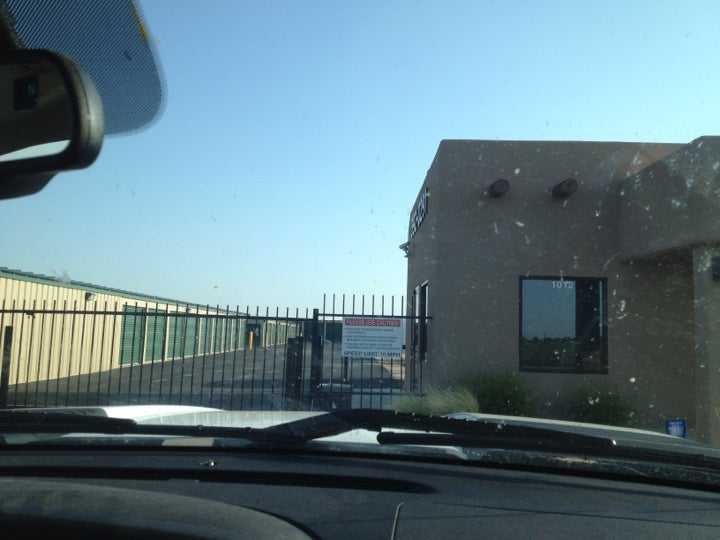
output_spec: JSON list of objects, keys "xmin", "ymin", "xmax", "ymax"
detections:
[
  {"xmin": 468, "ymin": 373, "xmax": 535, "ymax": 417},
  {"xmin": 394, "ymin": 387, "xmax": 480, "ymax": 416},
  {"xmin": 563, "ymin": 386, "xmax": 634, "ymax": 426},
  {"xmin": 393, "ymin": 393, "xmax": 433, "ymax": 415},
  {"xmin": 394, "ymin": 374, "xmax": 536, "ymax": 417}
]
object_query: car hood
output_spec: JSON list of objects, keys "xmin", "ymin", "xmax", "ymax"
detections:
[
  {"xmin": 6, "ymin": 406, "xmax": 720, "ymax": 491},
  {"xmin": 103, "ymin": 405, "xmax": 374, "ymax": 444},
  {"xmin": 7, "ymin": 405, "xmax": 707, "ymax": 453},
  {"xmin": 50, "ymin": 405, "xmax": 704, "ymax": 451}
]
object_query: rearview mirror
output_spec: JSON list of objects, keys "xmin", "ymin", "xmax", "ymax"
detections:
[{"xmin": 0, "ymin": 49, "xmax": 104, "ymax": 199}]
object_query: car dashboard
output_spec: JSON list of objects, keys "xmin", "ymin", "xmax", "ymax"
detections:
[{"xmin": 2, "ymin": 447, "xmax": 720, "ymax": 539}]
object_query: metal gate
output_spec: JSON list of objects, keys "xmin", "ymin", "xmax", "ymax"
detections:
[{"xmin": 0, "ymin": 294, "xmax": 428, "ymax": 410}]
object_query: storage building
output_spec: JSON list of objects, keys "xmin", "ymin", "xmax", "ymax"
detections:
[{"xmin": 404, "ymin": 136, "xmax": 720, "ymax": 442}]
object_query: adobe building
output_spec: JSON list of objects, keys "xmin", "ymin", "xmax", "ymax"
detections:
[{"xmin": 404, "ymin": 137, "xmax": 720, "ymax": 442}]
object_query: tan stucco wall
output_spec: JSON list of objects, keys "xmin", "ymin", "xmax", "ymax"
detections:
[
  {"xmin": 621, "ymin": 137, "xmax": 720, "ymax": 259},
  {"xmin": 406, "ymin": 139, "xmax": 705, "ymax": 431},
  {"xmin": 692, "ymin": 246, "xmax": 720, "ymax": 444}
]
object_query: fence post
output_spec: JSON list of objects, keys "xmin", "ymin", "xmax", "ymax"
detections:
[
  {"xmin": 0, "ymin": 326, "xmax": 12, "ymax": 408},
  {"xmin": 310, "ymin": 308, "xmax": 322, "ymax": 403}
]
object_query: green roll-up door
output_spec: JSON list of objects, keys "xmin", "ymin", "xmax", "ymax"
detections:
[
  {"xmin": 214, "ymin": 318, "xmax": 225, "ymax": 352},
  {"xmin": 240, "ymin": 320, "xmax": 246, "ymax": 348},
  {"xmin": 207, "ymin": 319, "xmax": 214, "ymax": 354},
  {"xmin": 231, "ymin": 319, "xmax": 238, "ymax": 350},
  {"xmin": 185, "ymin": 317, "xmax": 198, "ymax": 356},
  {"xmin": 237, "ymin": 319, "xmax": 246, "ymax": 349},
  {"xmin": 226, "ymin": 319, "xmax": 234, "ymax": 350},
  {"xmin": 167, "ymin": 315, "xmax": 183, "ymax": 359},
  {"xmin": 145, "ymin": 310, "xmax": 167, "ymax": 362},
  {"xmin": 120, "ymin": 306, "xmax": 146, "ymax": 365},
  {"xmin": 197, "ymin": 319, "xmax": 206, "ymax": 355},
  {"xmin": 265, "ymin": 322, "xmax": 271, "ymax": 346}
]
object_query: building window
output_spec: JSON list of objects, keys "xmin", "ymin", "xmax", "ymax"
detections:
[{"xmin": 519, "ymin": 276, "xmax": 608, "ymax": 374}]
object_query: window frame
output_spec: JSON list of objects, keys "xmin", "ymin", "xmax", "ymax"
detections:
[{"xmin": 518, "ymin": 275, "xmax": 608, "ymax": 374}]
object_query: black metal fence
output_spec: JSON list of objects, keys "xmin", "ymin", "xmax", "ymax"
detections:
[{"xmin": 0, "ymin": 294, "xmax": 426, "ymax": 411}]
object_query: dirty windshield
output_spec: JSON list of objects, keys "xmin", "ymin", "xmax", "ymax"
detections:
[{"xmin": 0, "ymin": 1, "xmax": 719, "ymax": 453}]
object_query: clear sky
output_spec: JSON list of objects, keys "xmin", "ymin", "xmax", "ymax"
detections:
[{"xmin": 0, "ymin": 0, "xmax": 718, "ymax": 310}]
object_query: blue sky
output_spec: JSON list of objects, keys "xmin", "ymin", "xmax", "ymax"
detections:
[{"xmin": 0, "ymin": 1, "xmax": 718, "ymax": 310}]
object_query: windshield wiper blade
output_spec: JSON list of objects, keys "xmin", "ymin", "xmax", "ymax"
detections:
[
  {"xmin": 0, "ymin": 410, "xmax": 137, "ymax": 433},
  {"xmin": 5, "ymin": 409, "xmax": 719, "ymax": 471},
  {"xmin": 376, "ymin": 430, "xmax": 720, "ymax": 470},
  {"xmin": 263, "ymin": 409, "xmax": 720, "ymax": 470},
  {"xmin": 0, "ymin": 410, "xmax": 304, "ymax": 445},
  {"xmin": 376, "ymin": 431, "xmax": 615, "ymax": 454}
]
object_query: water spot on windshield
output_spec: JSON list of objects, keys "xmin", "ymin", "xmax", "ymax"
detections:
[
  {"xmin": 629, "ymin": 377, "xmax": 637, "ymax": 384},
  {"xmin": 670, "ymin": 198, "xmax": 686, "ymax": 209},
  {"xmin": 514, "ymin": 168, "xmax": 521, "ymax": 175},
  {"xmin": 515, "ymin": 221, "xmax": 525, "ymax": 228}
]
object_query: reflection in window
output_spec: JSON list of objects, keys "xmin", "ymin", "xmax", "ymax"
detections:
[{"xmin": 519, "ymin": 277, "xmax": 607, "ymax": 373}]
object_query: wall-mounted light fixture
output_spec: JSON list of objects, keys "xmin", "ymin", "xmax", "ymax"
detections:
[
  {"xmin": 552, "ymin": 177, "xmax": 578, "ymax": 199},
  {"xmin": 399, "ymin": 241, "xmax": 410, "ymax": 258},
  {"xmin": 487, "ymin": 178, "xmax": 510, "ymax": 198}
]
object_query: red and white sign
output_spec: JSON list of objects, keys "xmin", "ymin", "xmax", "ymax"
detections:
[{"xmin": 341, "ymin": 317, "xmax": 405, "ymax": 358}]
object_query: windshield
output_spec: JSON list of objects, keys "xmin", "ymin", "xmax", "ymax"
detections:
[{"xmin": 0, "ymin": 0, "xmax": 719, "ymax": 463}]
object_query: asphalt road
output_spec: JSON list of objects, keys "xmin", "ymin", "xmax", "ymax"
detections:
[{"xmin": 6, "ymin": 341, "xmax": 405, "ymax": 410}]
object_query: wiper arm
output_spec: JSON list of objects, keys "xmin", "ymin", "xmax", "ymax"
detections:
[
  {"xmin": 264, "ymin": 409, "xmax": 615, "ymax": 451},
  {"xmin": 0, "ymin": 410, "xmax": 304, "ymax": 445}
]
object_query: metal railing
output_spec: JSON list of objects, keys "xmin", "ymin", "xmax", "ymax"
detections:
[{"xmin": 0, "ymin": 294, "xmax": 424, "ymax": 411}]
